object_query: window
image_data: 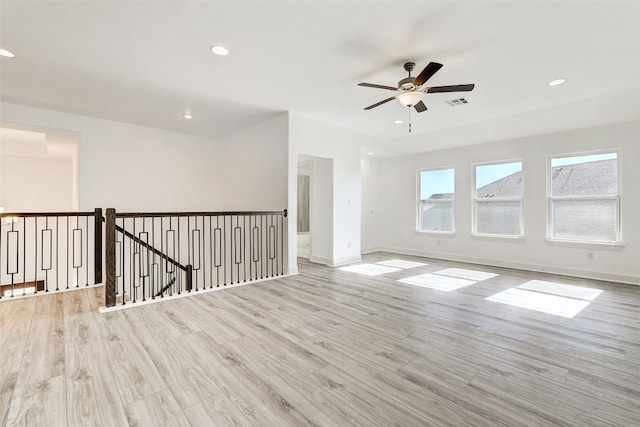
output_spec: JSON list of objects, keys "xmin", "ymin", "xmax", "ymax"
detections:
[
  {"xmin": 549, "ymin": 152, "xmax": 619, "ymax": 243},
  {"xmin": 418, "ymin": 168, "xmax": 455, "ymax": 233},
  {"xmin": 473, "ymin": 161, "xmax": 523, "ymax": 236}
]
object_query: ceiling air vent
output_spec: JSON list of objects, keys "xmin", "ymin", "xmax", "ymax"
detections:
[{"xmin": 446, "ymin": 97, "xmax": 469, "ymax": 107}]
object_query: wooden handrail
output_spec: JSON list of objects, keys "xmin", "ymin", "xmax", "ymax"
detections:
[
  {"xmin": 0, "ymin": 211, "xmax": 95, "ymax": 218},
  {"xmin": 115, "ymin": 209, "xmax": 287, "ymax": 218}
]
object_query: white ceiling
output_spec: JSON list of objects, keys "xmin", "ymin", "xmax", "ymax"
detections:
[{"xmin": 1, "ymin": 1, "xmax": 639, "ymax": 155}]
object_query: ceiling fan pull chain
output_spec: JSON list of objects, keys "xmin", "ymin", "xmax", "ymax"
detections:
[{"xmin": 408, "ymin": 107, "xmax": 412, "ymax": 133}]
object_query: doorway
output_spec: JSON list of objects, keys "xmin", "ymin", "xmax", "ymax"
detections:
[
  {"xmin": 296, "ymin": 155, "xmax": 333, "ymax": 264},
  {"xmin": 0, "ymin": 123, "xmax": 79, "ymax": 212}
]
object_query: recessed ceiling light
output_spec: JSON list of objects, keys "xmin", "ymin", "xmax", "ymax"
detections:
[
  {"xmin": 549, "ymin": 78, "xmax": 566, "ymax": 86},
  {"xmin": 0, "ymin": 49, "xmax": 15, "ymax": 58},
  {"xmin": 210, "ymin": 45, "xmax": 229, "ymax": 56},
  {"xmin": 183, "ymin": 113, "xmax": 193, "ymax": 119},
  {"xmin": 367, "ymin": 152, "xmax": 375, "ymax": 155},
  {"xmin": 394, "ymin": 120, "xmax": 403, "ymax": 124}
]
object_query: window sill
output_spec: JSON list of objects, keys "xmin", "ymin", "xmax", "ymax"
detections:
[
  {"xmin": 471, "ymin": 233, "xmax": 526, "ymax": 242},
  {"xmin": 545, "ymin": 238, "xmax": 626, "ymax": 250},
  {"xmin": 415, "ymin": 230, "xmax": 456, "ymax": 237}
]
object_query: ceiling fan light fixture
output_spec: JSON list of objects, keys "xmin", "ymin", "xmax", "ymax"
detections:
[
  {"xmin": 397, "ymin": 91, "xmax": 423, "ymax": 107},
  {"xmin": 210, "ymin": 45, "xmax": 229, "ymax": 56},
  {"xmin": 0, "ymin": 48, "xmax": 15, "ymax": 58}
]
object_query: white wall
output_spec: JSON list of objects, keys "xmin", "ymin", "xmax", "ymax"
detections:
[
  {"xmin": 287, "ymin": 113, "xmax": 374, "ymax": 270},
  {"xmin": 0, "ymin": 102, "xmax": 288, "ymax": 212},
  {"xmin": 363, "ymin": 120, "xmax": 640, "ymax": 285},
  {"xmin": 214, "ymin": 113, "xmax": 289, "ymax": 211},
  {"xmin": 1, "ymin": 155, "xmax": 74, "ymax": 211},
  {"xmin": 361, "ymin": 155, "xmax": 380, "ymax": 253}
]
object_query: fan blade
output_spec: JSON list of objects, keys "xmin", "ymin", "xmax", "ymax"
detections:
[
  {"xmin": 427, "ymin": 84, "xmax": 475, "ymax": 93},
  {"xmin": 414, "ymin": 100, "xmax": 427, "ymax": 113},
  {"xmin": 358, "ymin": 82, "xmax": 398, "ymax": 91},
  {"xmin": 413, "ymin": 62, "xmax": 443, "ymax": 86},
  {"xmin": 364, "ymin": 97, "xmax": 396, "ymax": 110}
]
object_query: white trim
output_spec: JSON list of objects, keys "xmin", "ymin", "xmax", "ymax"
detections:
[
  {"xmin": 329, "ymin": 255, "xmax": 362, "ymax": 267},
  {"xmin": 286, "ymin": 266, "xmax": 299, "ymax": 275},
  {"xmin": 0, "ymin": 283, "xmax": 103, "ymax": 303},
  {"xmin": 309, "ymin": 255, "xmax": 365, "ymax": 267},
  {"xmin": 547, "ymin": 148, "xmax": 621, "ymax": 164},
  {"xmin": 470, "ymin": 233, "xmax": 526, "ymax": 242},
  {"xmin": 415, "ymin": 230, "xmax": 456, "ymax": 236},
  {"xmin": 472, "ymin": 157, "xmax": 525, "ymax": 168},
  {"xmin": 545, "ymin": 238, "xmax": 626, "ymax": 249},
  {"xmin": 550, "ymin": 195, "xmax": 619, "ymax": 201},
  {"xmin": 361, "ymin": 246, "xmax": 385, "ymax": 255},
  {"xmin": 308, "ymin": 255, "xmax": 330, "ymax": 265}
]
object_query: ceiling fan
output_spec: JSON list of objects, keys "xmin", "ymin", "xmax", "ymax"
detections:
[{"xmin": 358, "ymin": 61, "xmax": 475, "ymax": 113}]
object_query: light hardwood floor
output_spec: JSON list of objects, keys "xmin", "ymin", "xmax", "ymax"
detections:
[{"xmin": 1, "ymin": 252, "xmax": 640, "ymax": 426}]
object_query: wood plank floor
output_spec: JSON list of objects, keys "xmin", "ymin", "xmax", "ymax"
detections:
[{"xmin": 1, "ymin": 252, "xmax": 639, "ymax": 426}]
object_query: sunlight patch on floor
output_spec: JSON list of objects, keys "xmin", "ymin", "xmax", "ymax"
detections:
[
  {"xmin": 339, "ymin": 264, "xmax": 401, "ymax": 276},
  {"xmin": 398, "ymin": 273, "xmax": 475, "ymax": 292},
  {"xmin": 376, "ymin": 259, "xmax": 427, "ymax": 269},
  {"xmin": 433, "ymin": 268, "xmax": 498, "ymax": 281},
  {"xmin": 486, "ymin": 288, "xmax": 592, "ymax": 318},
  {"xmin": 339, "ymin": 259, "xmax": 426, "ymax": 276},
  {"xmin": 486, "ymin": 280, "xmax": 603, "ymax": 318},
  {"xmin": 516, "ymin": 280, "xmax": 602, "ymax": 301}
]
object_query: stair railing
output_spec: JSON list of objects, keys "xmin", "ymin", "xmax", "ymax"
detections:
[
  {"xmin": 0, "ymin": 209, "xmax": 102, "ymax": 298},
  {"xmin": 104, "ymin": 208, "xmax": 287, "ymax": 308}
]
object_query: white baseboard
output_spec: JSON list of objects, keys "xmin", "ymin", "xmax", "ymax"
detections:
[
  {"xmin": 361, "ymin": 246, "xmax": 384, "ymax": 255},
  {"xmin": 0, "ymin": 283, "xmax": 103, "ymax": 304},
  {"xmin": 307, "ymin": 255, "xmax": 362, "ymax": 267},
  {"xmin": 329, "ymin": 255, "xmax": 362, "ymax": 267},
  {"xmin": 366, "ymin": 246, "xmax": 640, "ymax": 286},
  {"xmin": 308, "ymin": 256, "xmax": 329, "ymax": 265}
]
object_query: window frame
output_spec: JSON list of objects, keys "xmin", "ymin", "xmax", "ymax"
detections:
[
  {"xmin": 416, "ymin": 167, "xmax": 456, "ymax": 234},
  {"xmin": 547, "ymin": 149, "xmax": 622, "ymax": 245},
  {"xmin": 472, "ymin": 159, "xmax": 525, "ymax": 238}
]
